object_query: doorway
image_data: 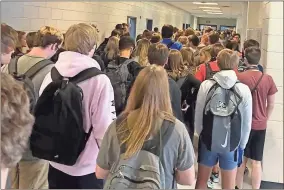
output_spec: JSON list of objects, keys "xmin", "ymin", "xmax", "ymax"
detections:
[
  {"xmin": 146, "ymin": 19, "xmax": 153, "ymax": 31},
  {"xmin": 127, "ymin": 16, "xmax": 137, "ymax": 39}
]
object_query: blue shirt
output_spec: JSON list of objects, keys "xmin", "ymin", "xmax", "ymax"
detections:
[{"xmin": 161, "ymin": 38, "xmax": 182, "ymax": 50}]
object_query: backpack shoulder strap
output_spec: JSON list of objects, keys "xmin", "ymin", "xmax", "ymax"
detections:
[
  {"xmin": 8, "ymin": 56, "xmax": 22, "ymax": 75},
  {"xmin": 71, "ymin": 67, "xmax": 104, "ymax": 84},
  {"xmin": 205, "ymin": 62, "xmax": 213, "ymax": 79},
  {"xmin": 24, "ymin": 59, "xmax": 54, "ymax": 79},
  {"xmin": 251, "ymin": 73, "xmax": 264, "ymax": 93},
  {"xmin": 51, "ymin": 67, "xmax": 104, "ymax": 84}
]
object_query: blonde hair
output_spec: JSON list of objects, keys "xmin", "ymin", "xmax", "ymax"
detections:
[
  {"xmin": 199, "ymin": 46, "xmax": 211, "ymax": 64},
  {"xmin": 105, "ymin": 36, "xmax": 119, "ymax": 60},
  {"xmin": 117, "ymin": 65, "xmax": 174, "ymax": 158},
  {"xmin": 64, "ymin": 23, "xmax": 98, "ymax": 55},
  {"xmin": 178, "ymin": 36, "xmax": 189, "ymax": 46},
  {"xmin": 1, "ymin": 73, "xmax": 34, "ymax": 168},
  {"xmin": 217, "ymin": 49, "xmax": 240, "ymax": 70},
  {"xmin": 135, "ymin": 38, "xmax": 150, "ymax": 66},
  {"xmin": 34, "ymin": 26, "xmax": 63, "ymax": 48}
]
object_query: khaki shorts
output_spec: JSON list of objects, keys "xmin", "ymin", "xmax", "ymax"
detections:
[{"xmin": 9, "ymin": 159, "xmax": 49, "ymax": 189}]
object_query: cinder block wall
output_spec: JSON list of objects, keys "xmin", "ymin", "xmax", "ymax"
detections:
[{"xmin": 1, "ymin": 1, "xmax": 192, "ymax": 43}]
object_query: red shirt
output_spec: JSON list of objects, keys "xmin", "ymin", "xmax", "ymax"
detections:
[
  {"xmin": 195, "ymin": 61, "xmax": 220, "ymax": 82},
  {"xmin": 237, "ymin": 70, "xmax": 278, "ymax": 130}
]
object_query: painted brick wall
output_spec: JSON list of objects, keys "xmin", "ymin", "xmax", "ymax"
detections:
[{"xmin": 1, "ymin": 1, "xmax": 192, "ymax": 43}]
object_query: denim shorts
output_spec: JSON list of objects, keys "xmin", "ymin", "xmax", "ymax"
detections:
[{"xmin": 198, "ymin": 140, "xmax": 238, "ymax": 170}]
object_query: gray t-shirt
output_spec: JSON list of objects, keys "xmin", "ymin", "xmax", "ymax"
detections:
[{"xmin": 97, "ymin": 114, "xmax": 195, "ymax": 189}]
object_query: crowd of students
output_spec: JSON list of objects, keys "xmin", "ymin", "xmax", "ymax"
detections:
[{"xmin": 1, "ymin": 21, "xmax": 278, "ymax": 190}]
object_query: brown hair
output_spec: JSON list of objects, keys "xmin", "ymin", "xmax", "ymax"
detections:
[
  {"xmin": 1, "ymin": 23, "xmax": 18, "ymax": 54},
  {"xmin": 180, "ymin": 47, "xmax": 194, "ymax": 67},
  {"xmin": 1, "ymin": 73, "xmax": 34, "ymax": 168},
  {"xmin": 26, "ymin": 32, "xmax": 37, "ymax": 49},
  {"xmin": 135, "ymin": 39, "xmax": 150, "ymax": 67},
  {"xmin": 33, "ymin": 26, "xmax": 63, "ymax": 49},
  {"xmin": 211, "ymin": 43, "xmax": 225, "ymax": 59},
  {"xmin": 184, "ymin": 28, "xmax": 195, "ymax": 36},
  {"xmin": 167, "ymin": 49, "xmax": 188, "ymax": 79},
  {"xmin": 118, "ymin": 65, "xmax": 174, "ymax": 158},
  {"xmin": 150, "ymin": 33, "xmax": 161, "ymax": 44},
  {"xmin": 148, "ymin": 43, "xmax": 169, "ymax": 66},
  {"xmin": 174, "ymin": 30, "xmax": 184, "ymax": 41},
  {"xmin": 217, "ymin": 49, "xmax": 239, "ymax": 70},
  {"xmin": 178, "ymin": 36, "xmax": 189, "ymax": 46},
  {"xmin": 105, "ymin": 36, "xmax": 119, "ymax": 60}
]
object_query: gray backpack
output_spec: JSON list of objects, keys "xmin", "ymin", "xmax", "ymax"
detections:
[
  {"xmin": 201, "ymin": 79, "xmax": 242, "ymax": 153},
  {"xmin": 104, "ymin": 114, "xmax": 175, "ymax": 189}
]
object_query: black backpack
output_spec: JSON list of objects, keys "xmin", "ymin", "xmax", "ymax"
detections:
[
  {"xmin": 106, "ymin": 58, "xmax": 134, "ymax": 115},
  {"xmin": 205, "ymin": 62, "xmax": 219, "ymax": 80},
  {"xmin": 30, "ymin": 67, "xmax": 104, "ymax": 166},
  {"xmin": 8, "ymin": 56, "xmax": 53, "ymax": 112}
]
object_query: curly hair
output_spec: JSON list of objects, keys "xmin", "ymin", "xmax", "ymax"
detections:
[{"xmin": 1, "ymin": 73, "xmax": 34, "ymax": 168}]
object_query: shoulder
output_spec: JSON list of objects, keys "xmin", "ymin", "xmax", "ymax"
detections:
[{"xmin": 234, "ymin": 82, "xmax": 251, "ymax": 99}]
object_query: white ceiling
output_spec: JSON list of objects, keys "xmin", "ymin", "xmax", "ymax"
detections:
[{"xmin": 166, "ymin": 2, "xmax": 244, "ymax": 18}]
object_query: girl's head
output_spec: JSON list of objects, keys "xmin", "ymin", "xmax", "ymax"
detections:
[
  {"xmin": 178, "ymin": 36, "xmax": 189, "ymax": 47},
  {"xmin": 120, "ymin": 65, "xmax": 173, "ymax": 158},
  {"xmin": 168, "ymin": 49, "xmax": 183, "ymax": 73},
  {"xmin": 200, "ymin": 34, "xmax": 209, "ymax": 46},
  {"xmin": 17, "ymin": 31, "xmax": 27, "ymax": 49},
  {"xmin": 199, "ymin": 46, "xmax": 211, "ymax": 64},
  {"xmin": 135, "ymin": 38, "xmax": 150, "ymax": 66},
  {"xmin": 180, "ymin": 47, "xmax": 194, "ymax": 67},
  {"xmin": 105, "ymin": 36, "xmax": 119, "ymax": 60},
  {"xmin": 174, "ymin": 30, "xmax": 184, "ymax": 41}
]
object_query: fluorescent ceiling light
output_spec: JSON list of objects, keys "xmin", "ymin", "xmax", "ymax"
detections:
[
  {"xmin": 199, "ymin": 6, "xmax": 220, "ymax": 9},
  {"xmin": 193, "ymin": 2, "xmax": 218, "ymax": 5},
  {"xmin": 207, "ymin": 12, "xmax": 223, "ymax": 14},
  {"xmin": 203, "ymin": 10, "xmax": 222, "ymax": 12}
]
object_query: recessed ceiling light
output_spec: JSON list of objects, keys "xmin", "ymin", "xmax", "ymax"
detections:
[
  {"xmin": 203, "ymin": 10, "xmax": 222, "ymax": 12},
  {"xmin": 193, "ymin": 2, "xmax": 218, "ymax": 5},
  {"xmin": 199, "ymin": 6, "xmax": 220, "ymax": 9},
  {"xmin": 207, "ymin": 12, "xmax": 223, "ymax": 14}
]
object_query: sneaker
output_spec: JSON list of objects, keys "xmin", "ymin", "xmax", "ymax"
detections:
[
  {"xmin": 210, "ymin": 172, "xmax": 219, "ymax": 183},
  {"xmin": 207, "ymin": 179, "xmax": 214, "ymax": 189}
]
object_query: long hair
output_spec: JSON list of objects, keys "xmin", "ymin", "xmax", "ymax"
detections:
[
  {"xmin": 117, "ymin": 65, "xmax": 173, "ymax": 159},
  {"xmin": 135, "ymin": 39, "xmax": 150, "ymax": 66},
  {"xmin": 180, "ymin": 47, "xmax": 195, "ymax": 75},
  {"xmin": 104, "ymin": 36, "xmax": 119, "ymax": 60},
  {"xmin": 167, "ymin": 49, "xmax": 186, "ymax": 79}
]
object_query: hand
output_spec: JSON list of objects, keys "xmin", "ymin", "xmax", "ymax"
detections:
[{"xmin": 237, "ymin": 147, "xmax": 244, "ymax": 167}]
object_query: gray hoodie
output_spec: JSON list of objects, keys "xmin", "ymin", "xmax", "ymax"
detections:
[{"xmin": 195, "ymin": 70, "xmax": 252, "ymax": 149}]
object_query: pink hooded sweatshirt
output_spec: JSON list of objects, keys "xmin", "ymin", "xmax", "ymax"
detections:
[{"xmin": 39, "ymin": 51, "xmax": 116, "ymax": 176}]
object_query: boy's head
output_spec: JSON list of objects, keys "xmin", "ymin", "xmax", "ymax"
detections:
[
  {"xmin": 119, "ymin": 36, "xmax": 135, "ymax": 58},
  {"xmin": 245, "ymin": 46, "xmax": 261, "ymax": 65},
  {"xmin": 33, "ymin": 26, "xmax": 63, "ymax": 58},
  {"xmin": 243, "ymin": 39, "xmax": 260, "ymax": 50},
  {"xmin": 154, "ymin": 27, "xmax": 159, "ymax": 33},
  {"xmin": 1, "ymin": 24, "xmax": 18, "ymax": 65},
  {"xmin": 209, "ymin": 32, "xmax": 220, "ymax": 45},
  {"xmin": 188, "ymin": 35, "xmax": 200, "ymax": 47},
  {"xmin": 148, "ymin": 43, "xmax": 169, "ymax": 66},
  {"xmin": 210, "ymin": 43, "xmax": 225, "ymax": 60},
  {"xmin": 217, "ymin": 49, "xmax": 240, "ymax": 70},
  {"xmin": 161, "ymin": 25, "xmax": 174, "ymax": 39},
  {"xmin": 232, "ymin": 33, "xmax": 241, "ymax": 43},
  {"xmin": 64, "ymin": 23, "xmax": 97, "ymax": 57}
]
